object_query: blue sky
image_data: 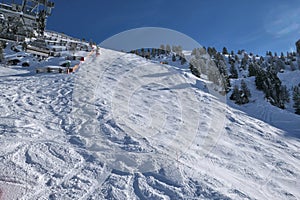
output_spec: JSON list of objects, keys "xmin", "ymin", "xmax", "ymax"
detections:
[{"xmin": 47, "ymin": 0, "xmax": 300, "ymax": 55}]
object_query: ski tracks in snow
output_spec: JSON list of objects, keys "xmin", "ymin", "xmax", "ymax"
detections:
[{"xmin": 0, "ymin": 48, "xmax": 299, "ymax": 199}]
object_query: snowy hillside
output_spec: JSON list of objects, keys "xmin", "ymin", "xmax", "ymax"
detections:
[
  {"xmin": 144, "ymin": 48, "xmax": 300, "ymax": 137},
  {"xmin": 0, "ymin": 47, "xmax": 299, "ymax": 199}
]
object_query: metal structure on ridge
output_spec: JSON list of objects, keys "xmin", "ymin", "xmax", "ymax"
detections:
[{"xmin": 0, "ymin": 0, "xmax": 54, "ymax": 40}]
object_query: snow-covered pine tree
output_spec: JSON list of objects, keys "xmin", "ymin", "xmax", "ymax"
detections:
[
  {"xmin": 293, "ymin": 86, "xmax": 300, "ymax": 114},
  {"xmin": 296, "ymin": 39, "xmax": 300, "ymax": 54},
  {"xmin": 172, "ymin": 54, "xmax": 176, "ymax": 62},
  {"xmin": 181, "ymin": 56, "xmax": 186, "ymax": 65},
  {"xmin": 189, "ymin": 58, "xmax": 201, "ymax": 78},
  {"xmin": 191, "ymin": 48, "xmax": 197, "ymax": 56},
  {"xmin": 172, "ymin": 45, "xmax": 182, "ymax": 56},
  {"xmin": 279, "ymin": 85, "xmax": 290, "ymax": 104},
  {"xmin": 280, "ymin": 52, "xmax": 285, "ymax": 61},
  {"xmin": 248, "ymin": 63, "xmax": 257, "ymax": 77},
  {"xmin": 222, "ymin": 47, "xmax": 228, "ymax": 55},
  {"xmin": 141, "ymin": 48, "xmax": 145, "ymax": 57},
  {"xmin": 151, "ymin": 48, "xmax": 156, "ymax": 58},
  {"xmin": 234, "ymin": 55, "xmax": 239, "ymax": 64},
  {"xmin": 275, "ymin": 58, "xmax": 286, "ymax": 72},
  {"xmin": 199, "ymin": 47, "xmax": 207, "ymax": 55},
  {"xmin": 160, "ymin": 44, "xmax": 165, "ymax": 52},
  {"xmin": 255, "ymin": 68, "xmax": 266, "ymax": 90},
  {"xmin": 230, "ymin": 85, "xmax": 242, "ymax": 104},
  {"xmin": 145, "ymin": 49, "xmax": 150, "ymax": 59},
  {"xmin": 207, "ymin": 47, "xmax": 217, "ymax": 57},
  {"xmin": 230, "ymin": 85, "xmax": 239, "ymax": 100},
  {"xmin": 290, "ymin": 61, "xmax": 296, "ymax": 71},
  {"xmin": 230, "ymin": 63, "xmax": 238, "ymax": 79},
  {"xmin": 241, "ymin": 54, "xmax": 248, "ymax": 70},
  {"xmin": 166, "ymin": 44, "xmax": 171, "ymax": 54},
  {"xmin": 241, "ymin": 80, "xmax": 251, "ymax": 99}
]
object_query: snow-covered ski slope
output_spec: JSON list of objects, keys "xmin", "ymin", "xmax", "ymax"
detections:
[{"xmin": 0, "ymin": 48, "xmax": 299, "ymax": 199}]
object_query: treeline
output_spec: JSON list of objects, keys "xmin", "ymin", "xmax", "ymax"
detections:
[
  {"xmin": 129, "ymin": 44, "xmax": 187, "ymax": 64},
  {"xmin": 130, "ymin": 44, "xmax": 300, "ymax": 114},
  {"xmin": 189, "ymin": 47, "xmax": 231, "ymax": 94},
  {"xmin": 189, "ymin": 45, "xmax": 300, "ymax": 113}
]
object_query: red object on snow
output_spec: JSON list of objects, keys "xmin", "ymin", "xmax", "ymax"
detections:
[{"xmin": 80, "ymin": 57, "xmax": 85, "ymax": 61}]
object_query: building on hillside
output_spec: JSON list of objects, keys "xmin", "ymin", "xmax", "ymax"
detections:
[{"xmin": 26, "ymin": 39, "xmax": 50, "ymax": 58}]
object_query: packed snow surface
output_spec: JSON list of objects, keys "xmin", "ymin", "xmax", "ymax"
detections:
[{"xmin": 0, "ymin": 48, "xmax": 299, "ymax": 199}]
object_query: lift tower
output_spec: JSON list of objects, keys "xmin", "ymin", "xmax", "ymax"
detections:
[{"xmin": 0, "ymin": 0, "xmax": 54, "ymax": 39}]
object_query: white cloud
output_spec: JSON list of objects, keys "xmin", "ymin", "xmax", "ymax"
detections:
[
  {"xmin": 276, "ymin": 23, "xmax": 300, "ymax": 37},
  {"xmin": 264, "ymin": 5, "xmax": 300, "ymax": 38}
]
